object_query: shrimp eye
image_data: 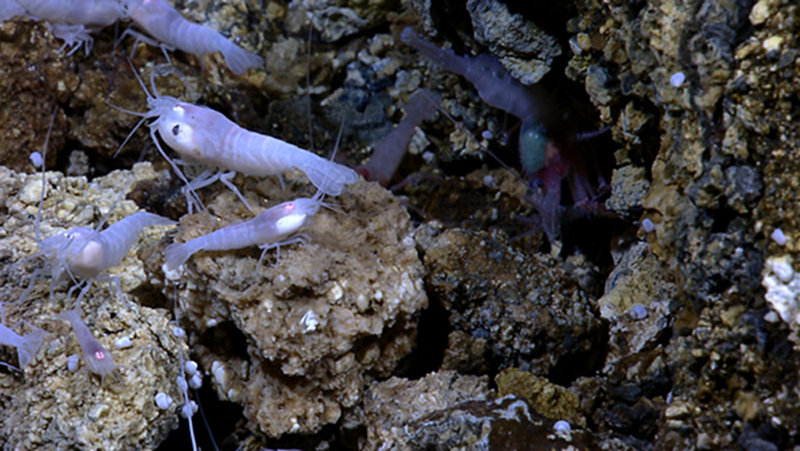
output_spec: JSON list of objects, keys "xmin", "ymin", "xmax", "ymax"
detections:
[{"xmin": 172, "ymin": 124, "xmax": 180, "ymax": 136}]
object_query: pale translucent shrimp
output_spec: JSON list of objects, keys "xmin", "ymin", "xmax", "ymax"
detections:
[
  {"xmin": 9, "ymin": 0, "xmax": 124, "ymax": 55},
  {"xmin": 0, "ymin": 304, "xmax": 45, "ymax": 369},
  {"xmin": 164, "ymin": 192, "xmax": 329, "ymax": 270},
  {"xmin": 119, "ymin": 0, "xmax": 263, "ymax": 75},
  {"xmin": 58, "ymin": 308, "xmax": 115, "ymax": 381},
  {"xmin": 38, "ymin": 211, "xmax": 176, "ymax": 304},
  {"xmin": 115, "ymin": 66, "xmax": 359, "ymax": 213}
]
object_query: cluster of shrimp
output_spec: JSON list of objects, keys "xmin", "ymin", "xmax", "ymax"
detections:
[
  {"xmin": 0, "ymin": 0, "xmax": 263, "ymax": 74},
  {"xmin": 0, "ymin": 0, "xmax": 359, "ymax": 397}
]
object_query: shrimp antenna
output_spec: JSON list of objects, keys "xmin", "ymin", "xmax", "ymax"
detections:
[
  {"xmin": 148, "ymin": 64, "xmax": 160, "ymax": 98},
  {"xmin": 313, "ymin": 117, "xmax": 346, "ymax": 202},
  {"xmin": 107, "ymin": 59, "xmax": 155, "ymax": 158},
  {"xmin": 305, "ymin": 15, "xmax": 315, "ymax": 153},
  {"xmin": 421, "ymin": 88, "xmax": 516, "ymax": 174},
  {"xmin": 92, "ymin": 177, "xmax": 137, "ymax": 233},
  {"xmin": 130, "ymin": 58, "xmax": 155, "ymax": 100},
  {"xmin": 171, "ymin": 304, "xmax": 200, "ymax": 451},
  {"xmin": 311, "ymin": 119, "xmax": 347, "ymax": 216},
  {"xmin": 110, "ymin": 114, "xmax": 148, "ymax": 158},
  {"xmin": 35, "ymin": 106, "xmax": 58, "ymax": 243}
]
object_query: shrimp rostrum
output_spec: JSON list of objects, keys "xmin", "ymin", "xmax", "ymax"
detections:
[
  {"xmin": 119, "ymin": 0, "xmax": 263, "ymax": 75},
  {"xmin": 116, "ymin": 68, "xmax": 359, "ymax": 213}
]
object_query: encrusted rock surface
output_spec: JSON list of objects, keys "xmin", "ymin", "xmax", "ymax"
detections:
[
  {"xmin": 150, "ymin": 174, "xmax": 427, "ymax": 437},
  {"xmin": 417, "ymin": 225, "xmax": 606, "ymax": 379},
  {"xmin": 5, "ymin": 0, "xmax": 800, "ymax": 448},
  {"xmin": 0, "ymin": 164, "xmax": 184, "ymax": 450},
  {"xmin": 353, "ymin": 370, "xmax": 491, "ymax": 450}
]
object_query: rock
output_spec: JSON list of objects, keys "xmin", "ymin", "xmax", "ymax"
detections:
[
  {"xmin": 151, "ymin": 174, "xmax": 427, "ymax": 437},
  {"xmin": 395, "ymin": 395, "xmax": 595, "ymax": 450},
  {"xmin": 598, "ymin": 241, "xmax": 675, "ymax": 360},
  {"xmin": 0, "ymin": 163, "xmax": 184, "ymax": 450},
  {"xmin": 417, "ymin": 226, "xmax": 605, "ymax": 380},
  {"xmin": 466, "ymin": 0, "xmax": 561, "ymax": 85},
  {"xmin": 496, "ymin": 367, "xmax": 585, "ymax": 427},
  {"xmin": 354, "ymin": 370, "xmax": 491, "ymax": 450}
]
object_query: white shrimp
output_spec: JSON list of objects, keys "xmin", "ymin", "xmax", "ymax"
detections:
[
  {"xmin": 37, "ymin": 211, "xmax": 176, "ymax": 304},
  {"xmin": 9, "ymin": 0, "xmax": 124, "ymax": 55},
  {"xmin": 165, "ymin": 192, "xmax": 329, "ymax": 270},
  {"xmin": 114, "ymin": 66, "xmax": 358, "ymax": 213},
  {"xmin": 119, "ymin": 0, "xmax": 263, "ymax": 75}
]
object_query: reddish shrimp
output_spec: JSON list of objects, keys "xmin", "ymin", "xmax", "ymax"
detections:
[
  {"xmin": 164, "ymin": 192, "xmax": 329, "ymax": 270},
  {"xmin": 115, "ymin": 67, "xmax": 359, "ymax": 213},
  {"xmin": 9, "ymin": 0, "xmax": 124, "ymax": 55},
  {"xmin": 119, "ymin": 0, "xmax": 263, "ymax": 75}
]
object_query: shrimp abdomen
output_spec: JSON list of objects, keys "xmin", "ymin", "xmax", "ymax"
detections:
[
  {"xmin": 165, "ymin": 220, "xmax": 257, "ymax": 269},
  {"xmin": 228, "ymin": 129, "xmax": 358, "ymax": 195},
  {"xmin": 226, "ymin": 128, "xmax": 294, "ymax": 176},
  {"xmin": 98, "ymin": 211, "xmax": 175, "ymax": 268}
]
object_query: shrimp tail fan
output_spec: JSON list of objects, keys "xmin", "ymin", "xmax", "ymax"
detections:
[
  {"xmin": 165, "ymin": 241, "xmax": 199, "ymax": 270},
  {"xmin": 17, "ymin": 328, "xmax": 45, "ymax": 368},
  {"xmin": 296, "ymin": 153, "xmax": 358, "ymax": 197},
  {"xmin": 220, "ymin": 40, "xmax": 264, "ymax": 76}
]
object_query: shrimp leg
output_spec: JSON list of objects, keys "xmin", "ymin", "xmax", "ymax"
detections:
[
  {"xmin": 180, "ymin": 168, "xmax": 253, "ymax": 213},
  {"xmin": 116, "ymin": 27, "xmax": 174, "ymax": 62}
]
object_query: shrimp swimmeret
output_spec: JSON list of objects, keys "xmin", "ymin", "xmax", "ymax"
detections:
[
  {"xmin": 119, "ymin": 0, "xmax": 263, "ymax": 75},
  {"xmin": 165, "ymin": 192, "xmax": 328, "ymax": 270},
  {"xmin": 116, "ymin": 68, "xmax": 359, "ymax": 213}
]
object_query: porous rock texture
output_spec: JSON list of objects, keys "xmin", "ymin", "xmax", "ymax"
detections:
[
  {"xmin": 0, "ymin": 163, "xmax": 184, "ymax": 450},
  {"xmin": 150, "ymin": 174, "xmax": 427, "ymax": 437}
]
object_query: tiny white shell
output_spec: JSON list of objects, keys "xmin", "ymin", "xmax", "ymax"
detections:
[
  {"xmin": 180, "ymin": 401, "xmax": 198, "ymax": 418},
  {"xmin": 188, "ymin": 372, "xmax": 202, "ymax": 389},
  {"xmin": 155, "ymin": 392, "xmax": 173, "ymax": 409},
  {"xmin": 30, "ymin": 151, "xmax": 44, "ymax": 168},
  {"xmin": 67, "ymin": 354, "xmax": 80, "ymax": 372},
  {"xmin": 772, "ymin": 228, "xmax": 787, "ymax": 245},
  {"xmin": 670, "ymin": 72, "xmax": 686, "ymax": 87},
  {"xmin": 114, "ymin": 336, "xmax": 133, "ymax": 349},
  {"xmin": 184, "ymin": 360, "xmax": 198, "ymax": 377},
  {"xmin": 553, "ymin": 420, "xmax": 571, "ymax": 433},
  {"xmin": 299, "ymin": 310, "xmax": 320, "ymax": 333}
]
